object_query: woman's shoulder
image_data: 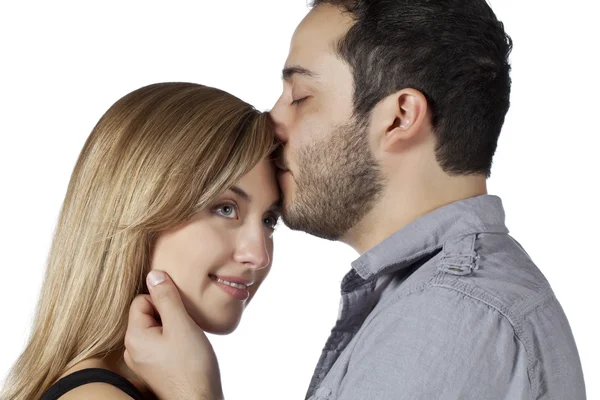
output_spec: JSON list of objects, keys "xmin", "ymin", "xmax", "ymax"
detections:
[
  {"xmin": 56, "ymin": 381, "xmax": 136, "ymax": 400},
  {"xmin": 42, "ymin": 365, "xmax": 145, "ymax": 400}
]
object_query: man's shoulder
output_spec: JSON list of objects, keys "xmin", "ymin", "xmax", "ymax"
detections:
[
  {"xmin": 381, "ymin": 232, "xmax": 558, "ymax": 324},
  {"xmin": 354, "ymin": 233, "xmax": 583, "ymax": 399},
  {"xmin": 443, "ymin": 232, "xmax": 554, "ymax": 317}
]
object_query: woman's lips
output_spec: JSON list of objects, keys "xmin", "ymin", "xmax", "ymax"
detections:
[
  {"xmin": 209, "ymin": 274, "xmax": 251, "ymax": 301},
  {"xmin": 209, "ymin": 274, "xmax": 254, "ymax": 287}
]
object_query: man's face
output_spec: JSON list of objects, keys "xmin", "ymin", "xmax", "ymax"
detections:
[{"xmin": 271, "ymin": 4, "xmax": 384, "ymax": 241}]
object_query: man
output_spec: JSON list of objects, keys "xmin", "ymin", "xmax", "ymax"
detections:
[{"xmin": 124, "ymin": 1, "xmax": 586, "ymax": 399}]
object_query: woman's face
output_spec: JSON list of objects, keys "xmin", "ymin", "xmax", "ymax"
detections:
[{"xmin": 151, "ymin": 159, "xmax": 281, "ymax": 334}]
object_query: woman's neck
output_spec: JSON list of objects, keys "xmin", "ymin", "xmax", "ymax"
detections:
[{"xmin": 59, "ymin": 350, "xmax": 154, "ymax": 398}]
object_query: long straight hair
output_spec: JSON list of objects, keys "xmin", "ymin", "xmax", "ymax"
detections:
[{"xmin": 1, "ymin": 83, "xmax": 277, "ymax": 400}]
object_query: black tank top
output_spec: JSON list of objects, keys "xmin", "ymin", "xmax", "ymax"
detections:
[{"xmin": 40, "ymin": 368, "xmax": 145, "ymax": 399}]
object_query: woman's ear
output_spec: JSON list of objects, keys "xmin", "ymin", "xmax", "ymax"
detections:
[{"xmin": 370, "ymin": 88, "xmax": 429, "ymax": 153}]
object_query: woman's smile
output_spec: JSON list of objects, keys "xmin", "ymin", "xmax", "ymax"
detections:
[{"xmin": 209, "ymin": 274, "xmax": 255, "ymax": 301}]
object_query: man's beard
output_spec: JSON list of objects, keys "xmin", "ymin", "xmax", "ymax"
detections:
[{"xmin": 282, "ymin": 119, "xmax": 385, "ymax": 241}]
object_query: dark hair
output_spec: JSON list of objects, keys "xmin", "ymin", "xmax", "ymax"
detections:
[{"xmin": 311, "ymin": 0, "xmax": 513, "ymax": 176}]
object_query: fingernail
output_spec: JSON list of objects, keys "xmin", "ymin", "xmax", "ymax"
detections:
[{"xmin": 148, "ymin": 270, "xmax": 166, "ymax": 287}]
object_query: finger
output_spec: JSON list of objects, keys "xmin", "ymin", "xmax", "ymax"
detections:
[
  {"xmin": 128, "ymin": 294, "xmax": 161, "ymax": 331},
  {"xmin": 146, "ymin": 270, "xmax": 192, "ymax": 332},
  {"xmin": 125, "ymin": 294, "xmax": 162, "ymax": 354}
]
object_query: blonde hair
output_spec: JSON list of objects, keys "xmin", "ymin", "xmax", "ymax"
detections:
[{"xmin": 1, "ymin": 82, "xmax": 277, "ymax": 400}]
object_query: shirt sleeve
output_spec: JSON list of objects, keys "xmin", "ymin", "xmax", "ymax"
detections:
[{"xmin": 336, "ymin": 286, "xmax": 531, "ymax": 400}]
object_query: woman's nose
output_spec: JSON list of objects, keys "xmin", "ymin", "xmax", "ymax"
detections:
[{"xmin": 233, "ymin": 226, "xmax": 271, "ymax": 270}]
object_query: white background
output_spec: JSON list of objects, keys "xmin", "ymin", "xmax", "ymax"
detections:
[{"xmin": 0, "ymin": 1, "xmax": 598, "ymax": 399}]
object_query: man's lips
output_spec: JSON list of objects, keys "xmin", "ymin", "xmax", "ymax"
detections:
[{"xmin": 274, "ymin": 158, "xmax": 289, "ymax": 172}]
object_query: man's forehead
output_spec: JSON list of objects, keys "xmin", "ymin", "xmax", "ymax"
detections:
[
  {"xmin": 296, "ymin": 3, "xmax": 353, "ymax": 38},
  {"xmin": 286, "ymin": 5, "xmax": 353, "ymax": 69}
]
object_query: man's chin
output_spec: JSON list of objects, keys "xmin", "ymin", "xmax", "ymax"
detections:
[{"xmin": 281, "ymin": 208, "xmax": 344, "ymax": 241}]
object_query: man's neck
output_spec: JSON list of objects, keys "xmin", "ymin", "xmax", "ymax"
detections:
[{"xmin": 343, "ymin": 174, "xmax": 487, "ymax": 254}]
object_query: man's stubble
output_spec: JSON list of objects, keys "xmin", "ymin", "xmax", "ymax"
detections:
[{"xmin": 282, "ymin": 119, "xmax": 386, "ymax": 240}]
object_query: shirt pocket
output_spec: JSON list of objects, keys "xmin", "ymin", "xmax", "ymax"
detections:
[{"xmin": 307, "ymin": 387, "xmax": 333, "ymax": 400}]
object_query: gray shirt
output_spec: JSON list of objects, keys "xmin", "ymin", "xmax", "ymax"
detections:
[{"xmin": 306, "ymin": 195, "xmax": 586, "ymax": 400}]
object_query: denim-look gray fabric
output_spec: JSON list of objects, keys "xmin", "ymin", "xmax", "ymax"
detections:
[{"xmin": 306, "ymin": 195, "xmax": 586, "ymax": 400}]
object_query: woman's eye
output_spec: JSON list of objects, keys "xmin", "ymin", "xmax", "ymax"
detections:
[
  {"xmin": 214, "ymin": 203, "xmax": 238, "ymax": 219},
  {"xmin": 263, "ymin": 214, "xmax": 280, "ymax": 230}
]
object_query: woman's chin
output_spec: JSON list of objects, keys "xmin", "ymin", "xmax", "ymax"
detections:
[
  {"xmin": 190, "ymin": 310, "xmax": 242, "ymax": 335},
  {"xmin": 182, "ymin": 295, "xmax": 244, "ymax": 334},
  {"xmin": 201, "ymin": 318, "xmax": 241, "ymax": 335},
  {"xmin": 204, "ymin": 324, "xmax": 238, "ymax": 335}
]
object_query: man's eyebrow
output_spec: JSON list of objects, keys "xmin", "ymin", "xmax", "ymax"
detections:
[{"xmin": 282, "ymin": 65, "xmax": 319, "ymax": 81}]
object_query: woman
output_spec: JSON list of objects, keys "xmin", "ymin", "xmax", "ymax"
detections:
[{"xmin": 1, "ymin": 82, "xmax": 280, "ymax": 400}]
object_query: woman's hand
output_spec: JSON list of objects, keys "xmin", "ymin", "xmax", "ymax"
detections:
[{"xmin": 124, "ymin": 270, "xmax": 224, "ymax": 400}]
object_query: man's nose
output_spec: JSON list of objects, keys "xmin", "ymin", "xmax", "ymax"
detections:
[{"xmin": 270, "ymin": 97, "xmax": 289, "ymax": 144}]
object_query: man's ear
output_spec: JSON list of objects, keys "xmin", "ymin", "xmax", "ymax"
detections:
[{"xmin": 369, "ymin": 88, "xmax": 429, "ymax": 153}]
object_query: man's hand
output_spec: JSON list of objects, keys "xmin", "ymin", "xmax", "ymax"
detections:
[{"xmin": 124, "ymin": 270, "xmax": 224, "ymax": 400}]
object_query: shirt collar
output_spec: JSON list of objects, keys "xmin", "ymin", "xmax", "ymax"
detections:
[{"xmin": 349, "ymin": 195, "xmax": 508, "ymax": 283}]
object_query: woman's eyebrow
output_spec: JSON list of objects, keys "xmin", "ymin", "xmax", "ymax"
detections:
[
  {"xmin": 229, "ymin": 186, "xmax": 281, "ymax": 212},
  {"xmin": 229, "ymin": 186, "xmax": 251, "ymax": 202}
]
